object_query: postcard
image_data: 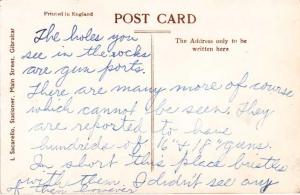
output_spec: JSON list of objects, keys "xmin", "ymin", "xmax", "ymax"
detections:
[{"xmin": 1, "ymin": 0, "xmax": 300, "ymax": 194}]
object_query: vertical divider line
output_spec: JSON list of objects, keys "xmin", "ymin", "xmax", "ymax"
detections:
[
  {"xmin": 0, "ymin": 60, "xmax": 2, "ymax": 195},
  {"xmin": 150, "ymin": 34, "xmax": 155, "ymax": 172}
]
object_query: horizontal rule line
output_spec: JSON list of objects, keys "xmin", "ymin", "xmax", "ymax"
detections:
[{"xmin": 134, "ymin": 30, "xmax": 171, "ymax": 34}]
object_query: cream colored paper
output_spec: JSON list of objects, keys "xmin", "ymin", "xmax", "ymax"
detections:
[{"xmin": 1, "ymin": 0, "xmax": 300, "ymax": 194}]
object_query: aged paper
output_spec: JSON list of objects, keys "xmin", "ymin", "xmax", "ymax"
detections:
[{"xmin": 1, "ymin": 0, "xmax": 300, "ymax": 194}]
